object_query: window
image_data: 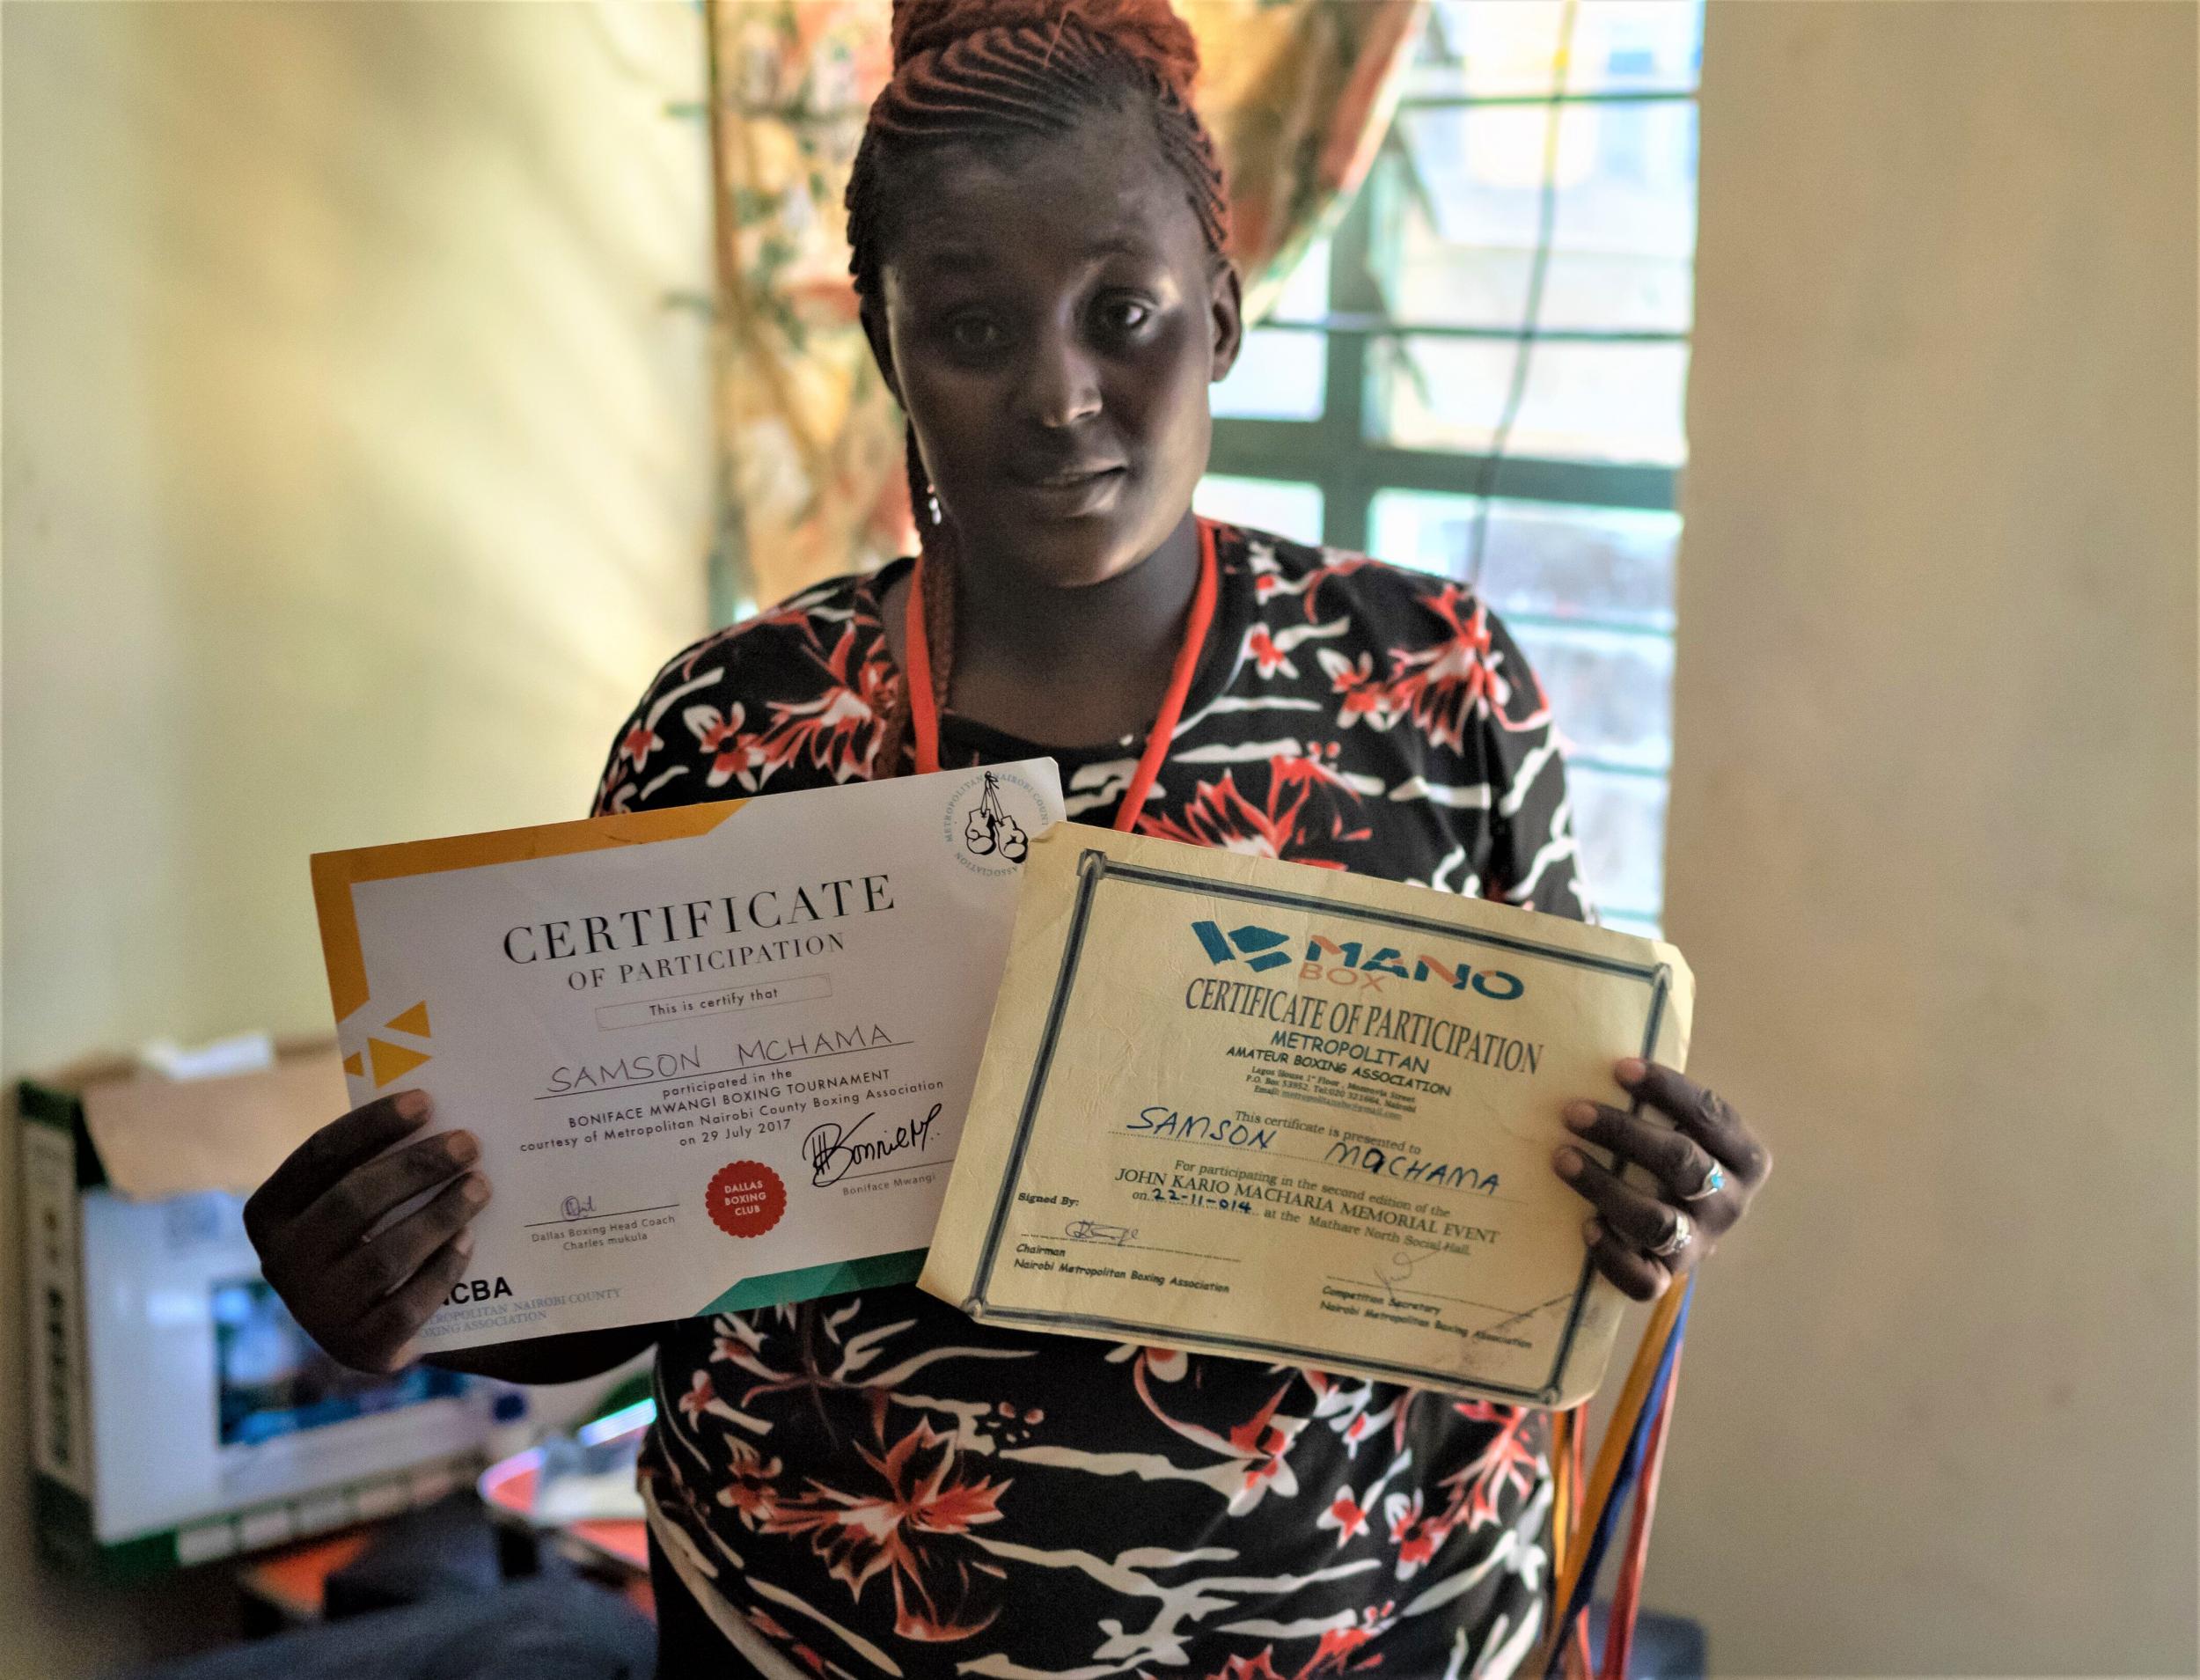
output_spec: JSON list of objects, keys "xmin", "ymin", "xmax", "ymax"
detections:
[{"xmin": 1196, "ymin": 0, "xmax": 1701, "ymax": 935}]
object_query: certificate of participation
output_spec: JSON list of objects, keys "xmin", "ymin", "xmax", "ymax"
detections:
[
  {"xmin": 920, "ymin": 827, "xmax": 1694, "ymax": 1405},
  {"xmin": 311, "ymin": 762, "xmax": 1064, "ymax": 1352}
]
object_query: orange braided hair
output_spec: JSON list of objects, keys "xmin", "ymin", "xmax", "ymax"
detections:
[{"xmin": 852, "ymin": 0, "xmax": 1232, "ymax": 776}]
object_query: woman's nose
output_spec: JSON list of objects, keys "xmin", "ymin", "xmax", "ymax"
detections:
[{"xmin": 1021, "ymin": 326, "xmax": 1103, "ymax": 429}]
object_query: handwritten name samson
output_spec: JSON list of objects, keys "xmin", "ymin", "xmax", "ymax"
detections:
[
  {"xmin": 502, "ymin": 875, "xmax": 895, "ymax": 977},
  {"xmin": 1184, "ymin": 977, "xmax": 1545, "ymax": 1076}
]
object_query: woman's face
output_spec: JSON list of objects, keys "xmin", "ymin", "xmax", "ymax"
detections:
[{"xmin": 868, "ymin": 105, "xmax": 1243, "ymax": 590}]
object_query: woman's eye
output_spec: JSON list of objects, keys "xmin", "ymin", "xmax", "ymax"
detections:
[
  {"xmin": 948, "ymin": 315, "xmax": 1003, "ymax": 353},
  {"xmin": 1099, "ymin": 297, "xmax": 1154, "ymax": 334}
]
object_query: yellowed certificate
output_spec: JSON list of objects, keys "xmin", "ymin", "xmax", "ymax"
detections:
[{"xmin": 920, "ymin": 827, "xmax": 1693, "ymax": 1406}]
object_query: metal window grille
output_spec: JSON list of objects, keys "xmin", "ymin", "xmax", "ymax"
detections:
[{"xmin": 1200, "ymin": 0, "xmax": 1702, "ymax": 934}]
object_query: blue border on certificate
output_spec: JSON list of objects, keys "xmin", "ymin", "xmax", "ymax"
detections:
[{"xmin": 962, "ymin": 848, "xmax": 1674, "ymax": 1403}]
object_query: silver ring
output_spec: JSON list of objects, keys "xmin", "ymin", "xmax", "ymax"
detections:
[
  {"xmin": 1682, "ymin": 1161, "xmax": 1727, "ymax": 1203},
  {"xmin": 1647, "ymin": 1210, "xmax": 1693, "ymax": 1258}
]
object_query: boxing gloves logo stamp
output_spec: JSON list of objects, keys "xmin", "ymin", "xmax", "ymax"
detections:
[
  {"xmin": 945, "ymin": 768, "xmax": 1046, "ymax": 877},
  {"xmin": 965, "ymin": 772, "xmax": 1029, "ymax": 862}
]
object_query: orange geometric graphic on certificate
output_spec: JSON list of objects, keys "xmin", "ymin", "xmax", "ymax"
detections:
[
  {"xmin": 342, "ymin": 1051, "xmax": 364, "ymax": 1078},
  {"xmin": 385, "ymin": 1001, "xmax": 432, "ymax": 1038},
  {"xmin": 369, "ymin": 1037, "xmax": 432, "ymax": 1088}
]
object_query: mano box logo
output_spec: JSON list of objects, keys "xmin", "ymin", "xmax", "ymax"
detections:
[{"xmin": 1191, "ymin": 919, "xmax": 1524, "ymax": 1001}]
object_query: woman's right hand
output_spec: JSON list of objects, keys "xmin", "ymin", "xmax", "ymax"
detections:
[{"xmin": 242, "ymin": 1090, "xmax": 489, "ymax": 1374}]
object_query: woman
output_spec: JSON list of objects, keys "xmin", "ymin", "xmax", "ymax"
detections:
[{"xmin": 245, "ymin": 2, "xmax": 1771, "ymax": 1673}]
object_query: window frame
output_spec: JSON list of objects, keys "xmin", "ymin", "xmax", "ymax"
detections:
[{"xmin": 1206, "ymin": 70, "xmax": 1698, "ymax": 933}]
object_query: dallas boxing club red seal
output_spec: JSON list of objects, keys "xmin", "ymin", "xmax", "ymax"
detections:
[{"xmin": 707, "ymin": 1160, "xmax": 786, "ymax": 1238}]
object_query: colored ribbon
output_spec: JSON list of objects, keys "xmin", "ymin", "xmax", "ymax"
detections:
[{"xmin": 1544, "ymin": 1273, "xmax": 1696, "ymax": 1678}]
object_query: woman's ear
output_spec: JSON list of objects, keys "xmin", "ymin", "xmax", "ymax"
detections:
[
  {"xmin": 861, "ymin": 297, "xmax": 904, "ymax": 407},
  {"xmin": 1208, "ymin": 260, "xmax": 1245, "ymax": 383}
]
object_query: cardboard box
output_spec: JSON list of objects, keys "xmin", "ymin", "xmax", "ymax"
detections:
[{"xmin": 19, "ymin": 1039, "xmax": 494, "ymax": 1578}]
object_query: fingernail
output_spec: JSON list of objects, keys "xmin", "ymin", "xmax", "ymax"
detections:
[
  {"xmin": 460, "ymin": 1173, "xmax": 490, "ymax": 1207},
  {"xmin": 1583, "ymin": 1218, "xmax": 1604, "ymax": 1247},
  {"xmin": 1551, "ymin": 1146, "xmax": 1583, "ymax": 1177},
  {"xmin": 454, "ymin": 1229, "xmax": 475, "ymax": 1258},
  {"xmin": 1563, "ymin": 1102, "xmax": 1597, "ymax": 1133},
  {"xmin": 394, "ymin": 1089, "xmax": 431, "ymax": 1121},
  {"xmin": 1615, "ymin": 1059, "xmax": 1647, "ymax": 1086},
  {"xmin": 444, "ymin": 1131, "xmax": 480, "ymax": 1166}
]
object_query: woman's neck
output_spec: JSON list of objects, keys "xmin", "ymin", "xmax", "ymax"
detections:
[
  {"xmin": 922, "ymin": 513, "xmax": 1205, "ymax": 749},
  {"xmin": 960, "ymin": 512, "xmax": 1199, "ymax": 683}
]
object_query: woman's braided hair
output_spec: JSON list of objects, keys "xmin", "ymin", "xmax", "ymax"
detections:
[{"xmin": 850, "ymin": 0, "xmax": 1233, "ymax": 774}]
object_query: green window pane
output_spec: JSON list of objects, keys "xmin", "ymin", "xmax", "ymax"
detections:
[
  {"xmin": 1212, "ymin": 327, "xmax": 1326, "ymax": 421},
  {"xmin": 1371, "ymin": 335, "xmax": 1689, "ymax": 466},
  {"xmin": 1569, "ymin": 765, "xmax": 1666, "ymax": 922},
  {"xmin": 1272, "ymin": 233, "xmax": 1333, "ymax": 319},
  {"xmin": 1408, "ymin": 2, "xmax": 1702, "ymax": 100},
  {"xmin": 1368, "ymin": 492, "xmax": 1677, "ymax": 627},
  {"xmin": 1509, "ymin": 622, "xmax": 1673, "ymax": 773},
  {"xmin": 1194, "ymin": 475, "xmax": 1325, "ymax": 547},
  {"xmin": 1390, "ymin": 103, "xmax": 1698, "ymax": 334}
]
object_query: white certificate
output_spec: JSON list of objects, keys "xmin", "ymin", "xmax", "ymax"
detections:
[
  {"xmin": 920, "ymin": 827, "xmax": 1694, "ymax": 1406},
  {"xmin": 311, "ymin": 762, "xmax": 1065, "ymax": 1352}
]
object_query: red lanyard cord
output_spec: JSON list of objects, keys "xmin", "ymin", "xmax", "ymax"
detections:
[{"xmin": 904, "ymin": 520, "xmax": 1219, "ymax": 833}]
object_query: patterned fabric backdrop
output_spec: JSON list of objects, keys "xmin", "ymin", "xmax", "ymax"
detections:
[{"xmin": 704, "ymin": 0, "xmax": 1426, "ymax": 612}]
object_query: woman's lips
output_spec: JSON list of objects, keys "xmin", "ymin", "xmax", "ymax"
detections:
[{"xmin": 1010, "ymin": 466, "xmax": 1126, "ymax": 519}]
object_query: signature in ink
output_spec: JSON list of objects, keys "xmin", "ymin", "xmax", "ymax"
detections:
[
  {"xmin": 1065, "ymin": 1220, "xmax": 1137, "ymax": 1246},
  {"xmin": 561, "ymin": 1194, "xmax": 596, "ymax": 1220},
  {"xmin": 1373, "ymin": 1241, "xmax": 1441, "ymax": 1306},
  {"xmin": 1481, "ymin": 1291, "xmax": 1574, "ymax": 1335},
  {"xmin": 802, "ymin": 1104, "xmax": 942, "ymax": 1187}
]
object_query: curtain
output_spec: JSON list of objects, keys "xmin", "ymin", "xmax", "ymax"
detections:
[{"xmin": 705, "ymin": 0, "xmax": 1426, "ymax": 613}]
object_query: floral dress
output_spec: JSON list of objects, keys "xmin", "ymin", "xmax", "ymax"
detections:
[{"xmin": 590, "ymin": 521, "xmax": 1592, "ymax": 1680}]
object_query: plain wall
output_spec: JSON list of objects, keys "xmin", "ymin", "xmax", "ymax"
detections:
[
  {"xmin": 1655, "ymin": 3, "xmax": 2197, "ymax": 1673},
  {"xmin": 2, "ymin": 3, "xmax": 713, "ymax": 1670}
]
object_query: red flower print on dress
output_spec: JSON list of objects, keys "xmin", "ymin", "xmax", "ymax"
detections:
[
  {"xmin": 1300, "ymin": 550, "xmax": 1382, "ymax": 623},
  {"xmin": 1384, "ymin": 585, "xmax": 1549, "ymax": 752},
  {"xmin": 764, "ymin": 1418, "xmax": 1009, "ymax": 1642},
  {"xmin": 1202, "ymin": 1651, "xmax": 1288, "ymax": 1680},
  {"xmin": 746, "ymin": 1607, "xmax": 796, "ymax": 1646},
  {"xmin": 1130, "ymin": 1354, "xmax": 1307, "ymax": 1516},
  {"xmin": 1299, "ymin": 1601, "xmax": 1396, "ymax": 1675},
  {"xmin": 1317, "ymin": 649, "xmax": 1396, "ymax": 732},
  {"xmin": 1246, "ymin": 625, "xmax": 1295, "ymax": 679},
  {"xmin": 677, "ymin": 1369, "xmax": 717, "ymax": 1426},
  {"xmin": 1317, "ymin": 1487, "xmax": 1371, "ymax": 1548},
  {"xmin": 1308, "ymin": 1373, "xmax": 1404, "ymax": 1459},
  {"xmin": 1271, "ymin": 745, "xmax": 1375, "ymax": 818},
  {"xmin": 1245, "ymin": 537, "xmax": 1314, "ymax": 606},
  {"xmin": 752, "ymin": 626, "xmax": 894, "ymax": 786},
  {"xmin": 1138, "ymin": 769, "xmax": 1348, "ymax": 867},
  {"xmin": 682, "ymin": 701, "xmax": 768, "ymax": 791},
  {"xmin": 710, "ymin": 1314, "xmax": 766, "ymax": 1368},
  {"xmin": 715, "ymin": 1433, "xmax": 785, "ymax": 1530},
  {"xmin": 1440, "ymin": 1408, "xmax": 1540, "ymax": 1536},
  {"xmin": 1382, "ymin": 1488, "xmax": 1454, "ymax": 1581},
  {"xmin": 618, "ymin": 721, "xmax": 664, "ymax": 773}
]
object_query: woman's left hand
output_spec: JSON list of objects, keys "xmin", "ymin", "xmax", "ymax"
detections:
[{"xmin": 1552, "ymin": 1059, "xmax": 1771, "ymax": 1301}]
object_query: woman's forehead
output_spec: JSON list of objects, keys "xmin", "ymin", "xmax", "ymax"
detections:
[{"xmin": 888, "ymin": 115, "xmax": 1205, "ymax": 276}]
